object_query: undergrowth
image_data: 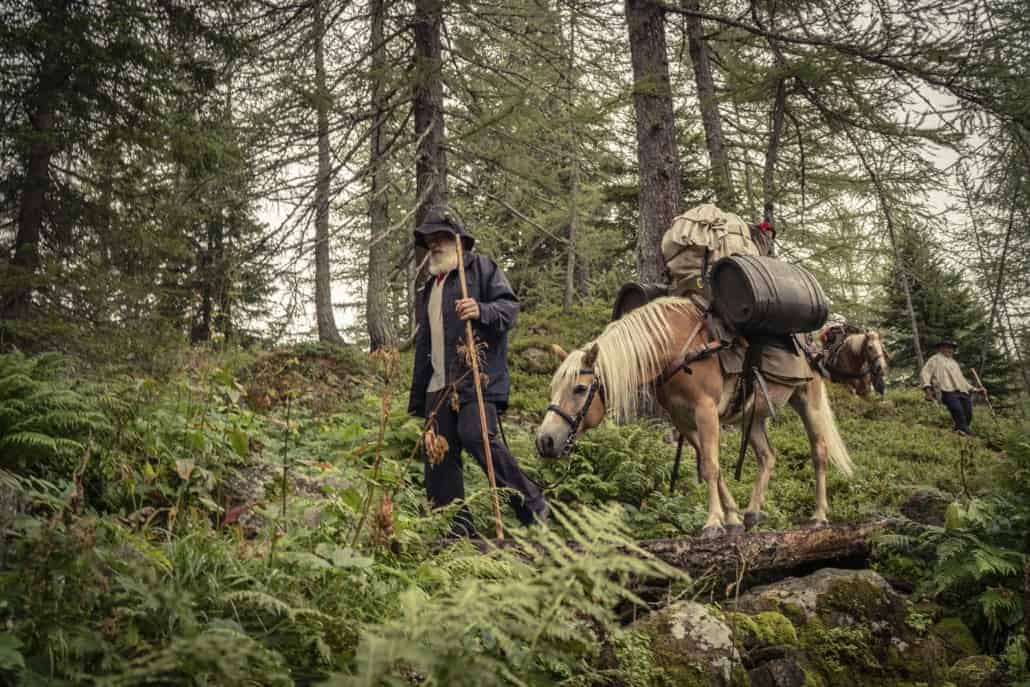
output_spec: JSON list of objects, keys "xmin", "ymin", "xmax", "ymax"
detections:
[{"xmin": 0, "ymin": 311, "xmax": 1027, "ymax": 684}]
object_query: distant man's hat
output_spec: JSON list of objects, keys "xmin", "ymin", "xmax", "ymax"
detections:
[
  {"xmin": 935, "ymin": 339, "xmax": 959, "ymax": 349},
  {"xmin": 413, "ymin": 205, "xmax": 475, "ymax": 251}
]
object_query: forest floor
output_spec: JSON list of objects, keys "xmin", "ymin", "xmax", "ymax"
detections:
[{"xmin": 1, "ymin": 304, "xmax": 1027, "ymax": 685}]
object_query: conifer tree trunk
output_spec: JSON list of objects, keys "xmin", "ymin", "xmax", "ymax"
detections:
[
  {"xmin": 313, "ymin": 0, "xmax": 345, "ymax": 344},
  {"xmin": 626, "ymin": 0, "xmax": 681, "ymax": 285},
  {"xmin": 191, "ymin": 223, "xmax": 214, "ymax": 344},
  {"xmin": 413, "ymin": 0, "xmax": 447, "ymax": 297},
  {"xmin": 4, "ymin": 2, "xmax": 68, "ymax": 320},
  {"xmin": 366, "ymin": 0, "xmax": 397, "ymax": 351},
  {"xmin": 413, "ymin": 0, "xmax": 447, "ymax": 206},
  {"xmin": 683, "ymin": 0, "xmax": 735, "ymax": 210},
  {"xmin": 563, "ymin": 4, "xmax": 580, "ymax": 312},
  {"xmin": 762, "ymin": 78, "xmax": 787, "ymax": 225}
]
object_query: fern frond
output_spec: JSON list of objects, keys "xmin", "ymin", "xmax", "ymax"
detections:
[{"xmin": 223, "ymin": 590, "xmax": 296, "ymax": 621}]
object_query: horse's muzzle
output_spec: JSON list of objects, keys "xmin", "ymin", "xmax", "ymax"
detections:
[{"xmin": 536, "ymin": 432, "xmax": 557, "ymax": 459}]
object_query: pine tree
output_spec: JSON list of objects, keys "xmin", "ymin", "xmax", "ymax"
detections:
[{"xmin": 883, "ymin": 226, "xmax": 1013, "ymax": 393}]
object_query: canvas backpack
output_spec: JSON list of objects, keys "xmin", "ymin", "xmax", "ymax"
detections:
[{"xmin": 661, "ymin": 204, "xmax": 759, "ymax": 295}]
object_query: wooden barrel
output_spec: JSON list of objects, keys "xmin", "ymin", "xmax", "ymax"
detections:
[
  {"xmin": 710, "ymin": 255, "xmax": 829, "ymax": 335},
  {"xmin": 611, "ymin": 282, "xmax": 669, "ymax": 321}
]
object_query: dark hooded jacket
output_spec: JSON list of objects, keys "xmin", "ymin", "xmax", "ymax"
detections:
[{"xmin": 407, "ymin": 250, "xmax": 519, "ymax": 418}]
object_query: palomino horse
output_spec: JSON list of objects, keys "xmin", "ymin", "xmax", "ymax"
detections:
[
  {"xmin": 535, "ymin": 297, "xmax": 854, "ymax": 538},
  {"xmin": 818, "ymin": 326, "xmax": 889, "ymax": 397}
]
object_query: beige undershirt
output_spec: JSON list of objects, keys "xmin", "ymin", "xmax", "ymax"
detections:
[{"xmin": 427, "ymin": 276, "xmax": 446, "ymax": 393}]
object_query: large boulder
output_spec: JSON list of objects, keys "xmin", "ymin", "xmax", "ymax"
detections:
[
  {"xmin": 632, "ymin": 601, "xmax": 748, "ymax": 687},
  {"xmin": 731, "ymin": 568, "xmax": 958, "ymax": 686},
  {"xmin": 733, "ymin": 568, "xmax": 904, "ymax": 629}
]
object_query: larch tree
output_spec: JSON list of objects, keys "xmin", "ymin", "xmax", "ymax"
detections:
[
  {"xmin": 366, "ymin": 0, "xmax": 398, "ymax": 351},
  {"xmin": 625, "ymin": 0, "xmax": 681, "ymax": 284},
  {"xmin": 312, "ymin": 0, "xmax": 346, "ymax": 345}
]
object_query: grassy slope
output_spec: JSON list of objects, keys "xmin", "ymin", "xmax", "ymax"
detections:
[{"xmin": 0, "ymin": 306, "xmax": 1024, "ymax": 685}]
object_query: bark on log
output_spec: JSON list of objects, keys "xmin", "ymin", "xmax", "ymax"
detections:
[
  {"xmin": 466, "ymin": 519, "xmax": 888, "ymax": 588},
  {"xmin": 639, "ymin": 519, "xmax": 887, "ymax": 583}
]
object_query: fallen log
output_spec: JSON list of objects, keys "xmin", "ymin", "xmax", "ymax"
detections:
[
  {"xmin": 465, "ymin": 519, "xmax": 891, "ymax": 593},
  {"xmin": 640, "ymin": 519, "xmax": 889, "ymax": 582}
]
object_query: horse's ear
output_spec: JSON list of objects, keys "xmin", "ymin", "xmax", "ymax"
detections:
[
  {"xmin": 583, "ymin": 342, "xmax": 600, "ymax": 367},
  {"xmin": 550, "ymin": 344, "xmax": 568, "ymax": 361}
]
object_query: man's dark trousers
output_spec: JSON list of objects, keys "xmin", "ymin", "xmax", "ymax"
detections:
[
  {"xmin": 424, "ymin": 389, "xmax": 546, "ymax": 534},
  {"xmin": 941, "ymin": 391, "xmax": 973, "ymax": 435}
]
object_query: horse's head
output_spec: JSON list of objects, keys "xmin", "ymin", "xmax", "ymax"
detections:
[
  {"xmin": 863, "ymin": 331, "xmax": 889, "ymax": 396},
  {"xmin": 535, "ymin": 342, "xmax": 606, "ymax": 459}
]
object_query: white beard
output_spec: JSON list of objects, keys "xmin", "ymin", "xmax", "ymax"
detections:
[{"xmin": 428, "ymin": 243, "xmax": 458, "ymax": 276}]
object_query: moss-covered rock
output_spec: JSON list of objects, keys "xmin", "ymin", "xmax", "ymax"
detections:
[
  {"xmin": 729, "ymin": 611, "xmax": 799, "ymax": 650},
  {"xmin": 946, "ymin": 655, "xmax": 999, "ymax": 687},
  {"xmin": 734, "ymin": 568, "xmax": 902, "ymax": 630},
  {"xmin": 816, "ymin": 574, "xmax": 905, "ymax": 629},
  {"xmin": 632, "ymin": 601, "xmax": 747, "ymax": 686},
  {"xmin": 747, "ymin": 656, "xmax": 808, "ymax": 687},
  {"xmin": 884, "ymin": 635, "xmax": 948, "ymax": 680},
  {"xmin": 931, "ymin": 617, "xmax": 981, "ymax": 663},
  {"xmin": 798, "ymin": 618, "xmax": 881, "ymax": 685}
]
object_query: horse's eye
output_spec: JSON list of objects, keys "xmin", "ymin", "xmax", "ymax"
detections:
[{"xmin": 573, "ymin": 384, "xmax": 588, "ymax": 394}]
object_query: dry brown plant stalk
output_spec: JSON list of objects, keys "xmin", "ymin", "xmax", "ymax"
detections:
[
  {"xmin": 370, "ymin": 492, "xmax": 395, "ymax": 549},
  {"xmin": 351, "ymin": 348, "xmax": 399, "ymax": 547}
]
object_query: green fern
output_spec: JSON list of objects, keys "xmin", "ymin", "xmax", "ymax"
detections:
[
  {"xmin": 0, "ymin": 352, "xmax": 111, "ymax": 476},
  {"xmin": 331, "ymin": 504, "xmax": 686, "ymax": 686}
]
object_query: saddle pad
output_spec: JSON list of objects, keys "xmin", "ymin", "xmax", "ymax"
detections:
[{"xmin": 718, "ymin": 335, "xmax": 812, "ymax": 383}]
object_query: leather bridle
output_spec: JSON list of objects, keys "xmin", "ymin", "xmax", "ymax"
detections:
[{"xmin": 545, "ymin": 367, "xmax": 604, "ymax": 457}]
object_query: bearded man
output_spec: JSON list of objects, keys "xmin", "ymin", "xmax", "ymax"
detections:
[{"xmin": 407, "ymin": 206, "xmax": 549, "ymax": 535}]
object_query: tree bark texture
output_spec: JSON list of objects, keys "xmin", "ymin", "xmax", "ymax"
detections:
[
  {"xmin": 684, "ymin": 0, "xmax": 736, "ymax": 210},
  {"xmin": 412, "ymin": 0, "xmax": 447, "ymax": 306},
  {"xmin": 469, "ymin": 520, "xmax": 889, "ymax": 591},
  {"xmin": 762, "ymin": 78, "xmax": 787, "ymax": 225},
  {"xmin": 4, "ymin": 3, "xmax": 69, "ymax": 320},
  {"xmin": 413, "ymin": 0, "xmax": 447, "ymax": 218},
  {"xmin": 313, "ymin": 0, "xmax": 345, "ymax": 345},
  {"xmin": 366, "ymin": 0, "xmax": 397, "ymax": 351},
  {"xmin": 626, "ymin": 0, "xmax": 681, "ymax": 285}
]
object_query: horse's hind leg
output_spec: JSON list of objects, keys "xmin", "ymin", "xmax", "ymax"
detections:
[
  {"xmin": 743, "ymin": 418, "xmax": 775, "ymax": 530},
  {"xmin": 695, "ymin": 400, "xmax": 727, "ymax": 538},
  {"xmin": 790, "ymin": 386, "xmax": 830, "ymax": 527}
]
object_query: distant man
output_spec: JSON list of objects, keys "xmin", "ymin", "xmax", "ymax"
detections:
[
  {"xmin": 408, "ymin": 206, "xmax": 549, "ymax": 535},
  {"xmin": 920, "ymin": 339, "xmax": 984, "ymax": 436}
]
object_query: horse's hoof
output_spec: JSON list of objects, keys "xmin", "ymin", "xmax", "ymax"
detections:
[
  {"xmin": 802, "ymin": 518, "xmax": 829, "ymax": 530},
  {"xmin": 743, "ymin": 512, "xmax": 765, "ymax": 531},
  {"xmin": 724, "ymin": 523, "xmax": 745, "ymax": 538},
  {"xmin": 700, "ymin": 524, "xmax": 726, "ymax": 539}
]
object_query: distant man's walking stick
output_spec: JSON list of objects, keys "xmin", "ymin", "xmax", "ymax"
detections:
[
  {"xmin": 971, "ymin": 368, "xmax": 996, "ymax": 419},
  {"xmin": 454, "ymin": 236, "xmax": 505, "ymax": 540}
]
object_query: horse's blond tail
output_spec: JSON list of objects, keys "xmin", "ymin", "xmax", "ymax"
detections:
[{"xmin": 817, "ymin": 382, "xmax": 854, "ymax": 478}]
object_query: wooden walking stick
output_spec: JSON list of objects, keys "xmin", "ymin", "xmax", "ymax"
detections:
[
  {"xmin": 971, "ymin": 368, "xmax": 996, "ymax": 419},
  {"xmin": 454, "ymin": 235, "xmax": 505, "ymax": 540}
]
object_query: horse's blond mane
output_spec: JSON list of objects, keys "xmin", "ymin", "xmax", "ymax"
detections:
[{"xmin": 551, "ymin": 297, "xmax": 699, "ymax": 422}]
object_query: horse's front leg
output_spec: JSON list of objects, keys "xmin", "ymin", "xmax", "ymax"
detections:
[{"xmin": 695, "ymin": 400, "xmax": 727, "ymax": 538}]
